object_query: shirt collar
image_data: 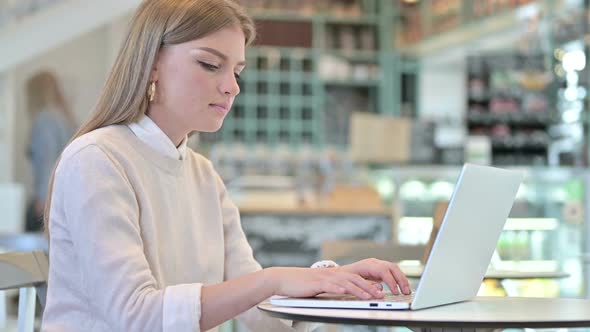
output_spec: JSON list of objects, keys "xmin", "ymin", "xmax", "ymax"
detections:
[{"xmin": 127, "ymin": 114, "xmax": 187, "ymax": 160}]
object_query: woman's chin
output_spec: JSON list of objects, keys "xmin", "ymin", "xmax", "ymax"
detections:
[{"xmin": 197, "ymin": 121, "xmax": 224, "ymax": 133}]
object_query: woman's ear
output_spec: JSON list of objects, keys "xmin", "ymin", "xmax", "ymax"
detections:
[
  {"xmin": 150, "ymin": 52, "xmax": 161, "ymax": 82},
  {"xmin": 150, "ymin": 66, "xmax": 159, "ymax": 82}
]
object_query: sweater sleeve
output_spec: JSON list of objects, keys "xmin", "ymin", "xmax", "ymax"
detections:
[{"xmin": 56, "ymin": 144, "xmax": 201, "ymax": 332}]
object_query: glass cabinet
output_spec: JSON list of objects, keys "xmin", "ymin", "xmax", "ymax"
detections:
[{"xmin": 369, "ymin": 166, "xmax": 589, "ymax": 298}]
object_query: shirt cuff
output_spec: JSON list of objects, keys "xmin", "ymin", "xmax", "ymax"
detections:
[
  {"xmin": 310, "ymin": 260, "xmax": 339, "ymax": 269},
  {"xmin": 163, "ymin": 283, "xmax": 202, "ymax": 332}
]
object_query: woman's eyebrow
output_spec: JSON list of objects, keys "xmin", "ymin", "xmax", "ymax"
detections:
[{"xmin": 195, "ymin": 47, "xmax": 246, "ymax": 66}]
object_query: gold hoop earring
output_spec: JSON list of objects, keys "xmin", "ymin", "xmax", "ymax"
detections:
[{"xmin": 148, "ymin": 81, "xmax": 156, "ymax": 102}]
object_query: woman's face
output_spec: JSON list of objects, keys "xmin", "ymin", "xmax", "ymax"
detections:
[{"xmin": 149, "ymin": 25, "xmax": 246, "ymax": 144}]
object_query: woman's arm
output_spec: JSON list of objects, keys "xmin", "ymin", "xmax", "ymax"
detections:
[
  {"xmin": 200, "ymin": 266, "xmax": 393, "ymax": 331},
  {"xmin": 202, "ymin": 170, "xmax": 410, "ymax": 331},
  {"xmin": 200, "ymin": 269, "xmax": 271, "ymax": 331}
]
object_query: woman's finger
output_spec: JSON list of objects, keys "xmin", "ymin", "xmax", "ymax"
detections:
[
  {"xmin": 332, "ymin": 278, "xmax": 373, "ymax": 299},
  {"xmin": 343, "ymin": 272, "xmax": 384, "ymax": 299},
  {"xmin": 366, "ymin": 260, "xmax": 410, "ymax": 295},
  {"xmin": 348, "ymin": 275, "xmax": 384, "ymax": 292},
  {"xmin": 384, "ymin": 262, "xmax": 411, "ymax": 294},
  {"xmin": 371, "ymin": 281, "xmax": 383, "ymax": 291},
  {"xmin": 378, "ymin": 268, "xmax": 401, "ymax": 295},
  {"xmin": 319, "ymin": 280, "xmax": 347, "ymax": 295}
]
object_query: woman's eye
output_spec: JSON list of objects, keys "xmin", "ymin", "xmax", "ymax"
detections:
[
  {"xmin": 234, "ymin": 73, "xmax": 241, "ymax": 81},
  {"xmin": 199, "ymin": 62, "xmax": 219, "ymax": 72}
]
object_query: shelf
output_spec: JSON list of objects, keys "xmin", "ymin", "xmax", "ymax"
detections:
[
  {"xmin": 468, "ymin": 96, "xmax": 491, "ymax": 103},
  {"xmin": 322, "ymin": 79, "xmax": 378, "ymax": 87},
  {"xmin": 467, "ymin": 112, "xmax": 552, "ymax": 127},
  {"xmin": 323, "ymin": 49, "xmax": 379, "ymax": 61},
  {"xmin": 399, "ymin": 7, "xmax": 524, "ymax": 57},
  {"xmin": 251, "ymin": 11, "xmax": 314, "ymax": 22},
  {"xmin": 251, "ymin": 12, "xmax": 378, "ymax": 25},
  {"xmin": 322, "ymin": 15, "xmax": 379, "ymax": 25},
  {"xmin": 243, "ymin": 71, "xmax": 315, "ymax": 82},
  {"xmin": 467, "ymin": 89, "xmax": 532, "ymax": 100},
  {"xmin": 205, "ymin": 1, "xmax": 402, "ymax": 146},
  {"xmin": 248, "ymin": 46, "xmax": 313, "ymax": 53},
  {"xmin": 234, "ymin": 95, "xmax": 317, "ymax": 107},
  {"xmin": 491, "ymin": 144, "xmax": 548, "ymax": 152},
  {"xmin": 490, "ymin": 135, "xmax": 549, "ymax": 151}
]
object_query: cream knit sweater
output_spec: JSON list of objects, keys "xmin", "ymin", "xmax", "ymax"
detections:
[{"xmin": 42, "ymin": 125, "xmax": 301, "ymax": 332}]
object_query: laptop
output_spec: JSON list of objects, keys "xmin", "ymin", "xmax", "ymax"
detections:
[{"xmin": 270, "ymin": 164, "xmax": 524, "ymax": 310}]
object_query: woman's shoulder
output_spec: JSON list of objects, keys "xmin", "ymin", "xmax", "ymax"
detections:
[
  {"xmin": 186, "ymin": 147, "xmax": 209, "ymax": 163},
  {"xmin": 185, "ymin": 148, "xmax": 225, "ymax": 179},
  {"xmin": 61, "ymin": 125, "xmax": 130, "ymax": 162},
  {"xmin": 185, "ymin": 148, "xmax": 214, "ymax": 170}
]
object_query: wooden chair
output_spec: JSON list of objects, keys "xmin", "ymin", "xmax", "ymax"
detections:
[
  {"xmin": 0, "ymin": 251, "xmax": 48, "ymax": 332},
  {"xmin": 321, "ymin": 239, "xmax": 425, "ymax": 265},
  {"xmin": 321, "ymin": 201, "xmax": 449, "ymax": 266},
  {"xmin": 421, "ymin": 201, "xmax": 449, "ymax": 265}
]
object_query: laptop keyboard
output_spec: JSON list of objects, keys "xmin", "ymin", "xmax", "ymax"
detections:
[
  {"xmin": 382, "ymin": 292, "xmax": 414, "ymax": 302},
  {"xmin": 319, "ymin": 291, "xmax": 414, "ymax": 302},
  {"xmin": 314, "ymin": 290, "xmax": 415, "ymax": 302}
]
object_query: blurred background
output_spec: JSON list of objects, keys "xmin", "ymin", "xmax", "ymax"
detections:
[{"xmin": 1, "ymin": 0, "xmax": 590, "ymax": 331}]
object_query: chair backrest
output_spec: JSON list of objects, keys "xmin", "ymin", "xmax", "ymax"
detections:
[
  {"xmin": 321, "ymin": 239, "xmax": 425, "ymax": 265},
  {"xmin": 0, "ymin": 183, "xmax": 26, "ymax": 234},
  {"xmin": 0, "ymin": 250, "xmax": 49, "ymax": 332},
  {"xmin": 421, "ymin": 201, "xmax": 449, "ymax": 265}
]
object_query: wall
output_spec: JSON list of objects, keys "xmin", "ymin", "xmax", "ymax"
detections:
[
  {"xmin": 0, "ymin": 73, "xmax": 16, "ymax": 183},
  {"xmin": 12, "ymin": 15, "xmax": 130, "ymax": 198}
]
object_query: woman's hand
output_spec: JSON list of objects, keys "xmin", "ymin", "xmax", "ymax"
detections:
[
  {"xmin": 337, "ymin": 258, "xmax": 411, "ymax": 295},
  {"xmin": 266, "ymin": 266, "xmax": 385, "ymax": 300}
]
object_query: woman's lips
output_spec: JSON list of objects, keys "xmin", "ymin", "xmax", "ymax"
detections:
[{"xmin": 210, "ymin": 103, "xmax": 229, "ymax": 115}]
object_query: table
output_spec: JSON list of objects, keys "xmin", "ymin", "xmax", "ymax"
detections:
[
  {"xmin": 258, "ymin": 296, "xmax": 590, "ymax": 332},
  {"xmin": 399, "ymin": 265, "xmax": 569, "ymax": 280},
  {"xmin": 399, "ymin": 264, "xmax": 569, "ymax": 298}
]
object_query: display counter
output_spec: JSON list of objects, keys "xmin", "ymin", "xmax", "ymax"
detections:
[
  {"xmin": 235, "ymin": 185, "xmax": 389, "ymax": 216},
  {"xmin": 233, "ymin": 165, "xmax": 589, "ymax": 298},
  {"xmin": 370, "ymin": 165, "xmax": 589, "ymax": 298},
  {"xmin": 234, "ymin": 185, "xmax": 392, "ymax": 268}
]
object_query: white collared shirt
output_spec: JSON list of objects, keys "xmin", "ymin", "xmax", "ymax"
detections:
[{"xmin": 127, "ymin": 114, "xmax": 188, "ymax": 160}]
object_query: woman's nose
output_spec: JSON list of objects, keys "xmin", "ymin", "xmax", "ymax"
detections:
[{"xmin": 221, "ymin": 73, "xmax": 240, "ymax": 96}]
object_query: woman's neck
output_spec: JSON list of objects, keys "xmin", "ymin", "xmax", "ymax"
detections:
[{"xmin": 145, "ymin": 109, "xmax": 186, "ymax": 147}]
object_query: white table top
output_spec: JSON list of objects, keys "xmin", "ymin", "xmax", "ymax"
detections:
[
  {"xmin": 399, "ymin": 265, "xmax": 569, "ymax": 280},
  {"xmin": 258, "ymin": 296, "xmax": 590, "ymax": 328}
]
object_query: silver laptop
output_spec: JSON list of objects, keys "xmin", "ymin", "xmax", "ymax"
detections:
[{"xmin": 270, "ymin": 164, "xmax": 524, "ymax": 310}]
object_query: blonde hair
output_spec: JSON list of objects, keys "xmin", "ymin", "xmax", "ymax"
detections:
[
  {"xmin": 26, "ymin": 71, "xmax": 76, "ymax": 127},
  {"xmin": 44, "ymin": 0, "xmax": 255, "ymax": 229}
]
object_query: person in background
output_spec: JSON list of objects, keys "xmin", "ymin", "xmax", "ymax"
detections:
[
  {"xmin": 41, "ymin": 1, "xmax": 411, "ymax": 331},
  {"xmin": 25, "ymin": 71, "xmax": 75, "ymax": 232}
]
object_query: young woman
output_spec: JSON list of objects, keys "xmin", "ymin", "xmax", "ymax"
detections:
[
  {"xmin": 41, "ymin": 1, "xmax": 410, "ymax": 331},
  {"xmin": 25, "ymin": 71, "xmax": 75, "ymax": 231}
]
